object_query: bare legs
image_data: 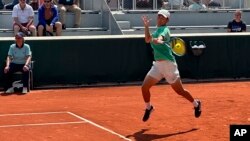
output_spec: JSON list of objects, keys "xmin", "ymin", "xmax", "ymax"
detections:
[
  {"xmin": 141, "ymin": 75, "xmax": 159, "ymax": 103},
  {"xmin": 170, "ymin": 78, "xmax": 194, "ymax": 103},
  {"xmin": 141, "ymin": 76, "xmax": 194, "ymax": 104},
  {"xmin": 13, "ymin": 24, "xmax": 36, "ymax": 36},
  {"xmin": 141, "ymin": 75, "xmax": 201, "ymax": 121}
]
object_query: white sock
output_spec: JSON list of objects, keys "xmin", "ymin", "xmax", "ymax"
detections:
[
  {"xmin": 145, "ymin": 102, "xmax": 151, "ymax": 110},
  {"xmin": 193, "ymin": 100, "xmax": 199, "ymax": 107}
]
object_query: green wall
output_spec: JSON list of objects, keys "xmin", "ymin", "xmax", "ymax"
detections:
[
  {"xmin": 178, "ymin": 34, "xmax": 250, "ymax": 79},
  {"xmin": 0, "ymin": 36, "xmax": 153, "ymax": 87},
  {"xmin": 1, "ymin": 34, "xmax": 250, "ymax": 88}
]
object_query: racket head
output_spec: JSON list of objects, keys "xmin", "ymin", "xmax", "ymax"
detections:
[{"xmin": 170, "ymin": 37, "xmax": 186, "ymax": 56}]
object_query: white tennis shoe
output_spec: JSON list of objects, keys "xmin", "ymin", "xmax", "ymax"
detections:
[
  {"xmin": 22, "ymin": 87, "xmax": 28, "ymax": 94},
  {"xmin": 5, "ymin": 87, "xmax": 14, "ymax": 94}
]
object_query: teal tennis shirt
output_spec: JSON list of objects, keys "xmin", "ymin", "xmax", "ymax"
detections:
[
  {"xmin": 8, "ymin": 43, "xmax": 32, "ymax": 64},
  {"xmin": 151, "ymin": 26, "xmax": 175, "ymax": 62}
]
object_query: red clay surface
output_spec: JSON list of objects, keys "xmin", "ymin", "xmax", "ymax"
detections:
[{"xmin": 0, "ymin": 81, "xmax": 249, "ymax": 141}]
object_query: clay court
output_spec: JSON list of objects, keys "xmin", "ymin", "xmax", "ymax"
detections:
[{"xmin": 0, "ymin": 81, "xmax": 249, "ymax": 141}]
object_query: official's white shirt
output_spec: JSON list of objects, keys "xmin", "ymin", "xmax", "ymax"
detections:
[{"xmin": 12, "ymin": 4, "xmax": 34, "ymax": 24}]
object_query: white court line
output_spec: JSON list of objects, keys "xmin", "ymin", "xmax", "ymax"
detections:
[
  {"xmin": 67, "ymin": 112, "xmax": 132, "ymax": 141},
  {"xmin": 0, "ymin": 121, "xmax": 86, "ymax": 128},
  {"xmin": 0, "ymin": 111, "xmax": 86, "ymax": 128},
  {"xmin": 0, "ymin": 111, "xmax": 68, "ymax": 117},
  {"xmin": 0, "ymin": 111, "xmax": 132, "ymax": 141}
]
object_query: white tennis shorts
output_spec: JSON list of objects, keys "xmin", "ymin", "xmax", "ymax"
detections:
[{"xmin": 147, "ymin": 60, "xmax": 180, "ymax": 84}]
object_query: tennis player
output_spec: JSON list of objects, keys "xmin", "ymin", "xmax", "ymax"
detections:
[{"xmin": 141, "ymin": 9, "xmax": 201, "ymax": 122}]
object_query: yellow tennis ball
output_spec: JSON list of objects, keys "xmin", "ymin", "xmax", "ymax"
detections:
[{"xmin": 175, "ymin": 43, "xmax": 181, "ymax": 48}]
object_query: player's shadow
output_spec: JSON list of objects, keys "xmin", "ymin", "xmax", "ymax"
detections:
[{"xmin": 126, "ymin": 128, "xmax": 198, "ymax": 141}]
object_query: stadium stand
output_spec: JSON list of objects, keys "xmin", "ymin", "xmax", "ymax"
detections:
[
  {"xmin": 113, "ymin": 9, "xmax": 250, "ymax": 34},
  {"xmin": 0, "ymin": 10, "xmax": 111, "ymax": 36},
  {"xmin": 0, "ymin": 0, "xmax": 250, "ymax": 36}
]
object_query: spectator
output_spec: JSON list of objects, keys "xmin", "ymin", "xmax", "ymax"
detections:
[
  {"xmin": 12, "ymin": 0, "xmax": 37, "ymax": 36},
  {"xmin": 29, "ymin": 0, "xmax": 39, "ymax": 10},
  {"xmin": 188, "ymin": 0, "xmax": 206, "ymax": 10},
  {"xmin": 5, "ymin": 0, "xmax": 30, "ymax": 10},
  {"xmin": 227, "ymin": 10, "xmax": 246, "ymax": 32},
  {"xmin": 0, "ymin": 0, "xmax": 4, "ymax": 9},
  {"xmin": 183, "ymin": 0, "xmax": 194, "ymax": 7},
  {"xmin": 208, "ymin": 0, "xmax": 221, "ymax": 7},
  {"xmin": 3, "ymin": 32, "xmax": 32, "ymax": 94},
  {"xmin": 37, "ymin": 0, "xmax": 62, "ymax": 36},
  {"xmin": 162, "ymin": 0, "xmax": 184, "ymax": 10},
  {"xmin": 54, "ymin": 0, "xmax": 81, "ymax": 29},
  {"xmin": 203, "ymin": 0, "xmax": 221, "ymax": 8}
]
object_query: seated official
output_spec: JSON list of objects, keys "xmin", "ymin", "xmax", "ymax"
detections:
[
  {"xmin": 37, "ymin": 0, "xmax": 62, "ymax": 36},
  {"xmin": 4, "ymin": 32, "xmax": 32, "ymax": 94}
]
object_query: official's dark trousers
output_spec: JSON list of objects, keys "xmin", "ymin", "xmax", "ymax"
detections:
[{"xmin": 4, "ymin": 63, "xmax": 29, "ymax": 91}]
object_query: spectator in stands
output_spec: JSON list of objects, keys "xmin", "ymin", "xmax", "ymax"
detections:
[
  {"xmin": 208, "ymin": 0, "xmax": 221, "ymax": 7},
  {"xmin": 0, "ymin": 0, "xmax": 4, "ymax": 9},
  {"xmin": 29, "ymin": 0, "xmax": 39, "ymax": 10},
  {"xmin": 37, "ymin": 0, "xmax": 62, "ymax": 36},
  {"xmin": 188, "ymin": 0, "xmax": 206, "ymax": 10},
  {"xmin": 5, "ymin": 0, "xmax": 30, "ymax": 10},
  {"xmin": 203, "ymin": 0, "xmax": 221, "ymax": 8},
  {"xmin": 162, "ymin": 0, "xmax": 184, "ymax": 10},
  {"xmin": 227, "ymin": 10, "xmax": 246, "ymax": 32},
  {"xmin": 54, "ymin": 0, "xmax": 81, "ymax": 29},
  {"xmin": 183, "ymin": 0, "xmax": 193, "ymax": 7},
  {"xmin": 12, "ymin": 0, "xmax": 37, "ymax": 36},
  {"xmin": 3, "ymin": 32, "xmax": 32, "ymax": 94}
]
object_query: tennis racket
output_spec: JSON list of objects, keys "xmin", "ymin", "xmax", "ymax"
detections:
[{"xmin": 165, "ymin": 37, "xmax": 186, "ymax": 57}]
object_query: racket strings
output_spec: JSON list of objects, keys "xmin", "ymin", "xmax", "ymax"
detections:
[{"xmin": 171, "ymin": 38, "xmax": 186, "ymax": 56}]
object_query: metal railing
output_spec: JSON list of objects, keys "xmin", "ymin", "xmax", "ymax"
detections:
[{"xmin": 105, "ymin": 0, "xmax": 249, "ymax": 10}]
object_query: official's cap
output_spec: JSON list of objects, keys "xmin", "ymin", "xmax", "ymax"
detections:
[
  {"xmin": 15, "ymin": 32, "xmax": 25, "ymax": 38},
  {"xmin": 158, "ymin": 9, "xmax": 170, "ymax": 19}
]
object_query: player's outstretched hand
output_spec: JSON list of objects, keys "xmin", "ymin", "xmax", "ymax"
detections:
[{"xmin": 141, "ymin": 15, "xmax": 151, "ymax": 27}]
